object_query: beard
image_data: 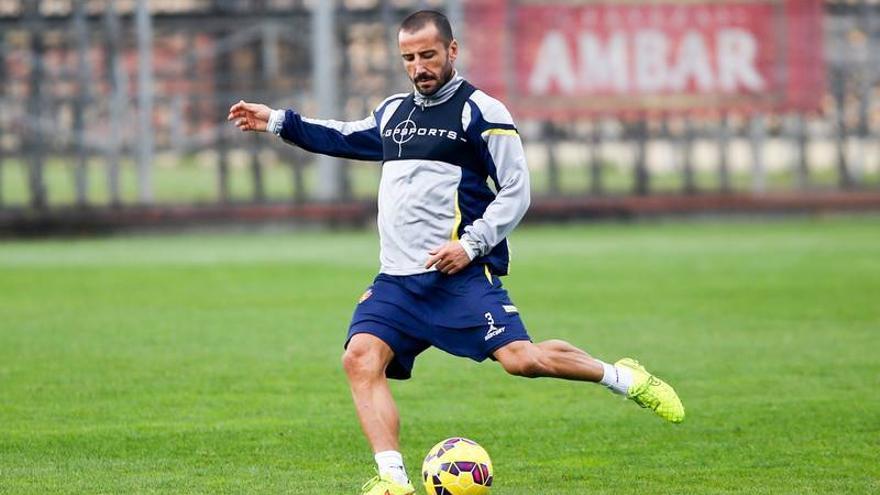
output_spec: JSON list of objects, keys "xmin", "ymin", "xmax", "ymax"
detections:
[{"xmin": 413, "ymin": 61, "xmax": 455, "ymax": 96}]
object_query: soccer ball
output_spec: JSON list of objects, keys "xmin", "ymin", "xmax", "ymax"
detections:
[{"xmin": 422, "ymin": 437, "xmax": 494, "ymax": 495}]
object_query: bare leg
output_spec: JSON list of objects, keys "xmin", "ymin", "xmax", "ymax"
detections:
[
  {"xmin": 342, "ymin": 333, "xmax": 400, "ymax": 452},
  {"xmin": 492, "ymin": 339, "xmax": 604, "ymax": 381},
  {"xmin": 493, "ymin": 339, "xmax": 687, "ymax": 423}
]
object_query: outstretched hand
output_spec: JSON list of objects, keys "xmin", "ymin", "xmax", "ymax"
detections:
[
  {"xmin": 425, "ymin": 241, "xmax": 472, "ymax": 275},
  {"xmin": 227, "ymin": 100, "xmax": 273, "ymax": 132}
]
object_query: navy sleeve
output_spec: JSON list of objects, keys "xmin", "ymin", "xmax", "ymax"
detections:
[{"xmin": 279, "ymin": 110, "xmax": 383, "ymax": 162}]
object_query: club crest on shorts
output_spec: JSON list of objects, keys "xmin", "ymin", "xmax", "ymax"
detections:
[{"xmin": 358, "ymin": 288, "xmax": 373, "ymax": 304}]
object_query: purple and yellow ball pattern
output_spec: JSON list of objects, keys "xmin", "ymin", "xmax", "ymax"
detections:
[{"xmin": 422, "ymin": 437, "xmax": 494, "ymax": 495}]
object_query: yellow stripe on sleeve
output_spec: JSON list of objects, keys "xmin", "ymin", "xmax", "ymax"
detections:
[{"xmin": 481, "ymin": 128, "xmax": 519, "ymax": 137}]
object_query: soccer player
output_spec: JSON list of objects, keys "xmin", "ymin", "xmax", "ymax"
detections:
[{"xmin": 228, "ymin": 10, "xmax": 684, "ymax": 495}]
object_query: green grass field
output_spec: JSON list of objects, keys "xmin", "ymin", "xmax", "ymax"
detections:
[{"xmin": 1, "ymin": 216, "xmax": 879, "ymax": 494}]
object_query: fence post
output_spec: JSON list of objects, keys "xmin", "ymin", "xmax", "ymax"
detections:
[
  {"xmin": 313, "ymin": 0, "xmax": 343, "ymax": 201},
  {"xmin": 865, "ymin": 0, "xmax": 878, "ymax": 188},
  {"xmin": 291, "ymin": 150, "xmax": 306, "ymax": 204},
  {"xmin": 750, "ymin": 114, "xmax": 766, "ymax": 193},
  {"xmin": 0, "ymin": 129, "xmax": 3, "ymax": 208},
  {"xmin": 717, "ymin": 112, "xmax": 731, "ymax": 193},
  {"xmin": 682, "ymin": 116, "xmax": 696, "ymax": 195},
  {"xmin": 72, "ymin": 0, "xmax": 91, "ymax": 207},
  {"xmin": 135, "ymin": 0, "xmax": 155, "ymax": 203},
  {"xmin": 795, "ymin": 115, "xmax": 810, "ymax": 190},
  {"xmin": 214, "ymin": 28, "xmax": 231, "ymax": 203},
  {"xmin": 250, "ymin": 134, "xmax": 265, "ymax": 203},
  {"xmin": 104, "ymin": 1, "xmax": 125, "ymax": 207},
  {"xmin": 185, "ymin": 33, "xmax": 201, "ymax": 156},
  {"xmin": 0, "ymin": 34, "xmax": 5, "ymax": 208},
  {"xmin": 544, "ymin": 122, "xmax": 561, "ymax": 195},
  {"xmin": 832, "ymin": 70, "xmax": 853, "ymax": 189},
  {"xmin": 261, "ymin": 23, "xmax": 280, "ymax": 81},
  {"xmin": 26, "ymin": 0, "xmax": 47, "ymax": 210},
  {"xmin": 856, "ymin": 0, "xmax": 873, "ymax": 185},
  {"xmin": 633, "ymin": 117, "xmax": 649, "ymax": 196},
  {"xmin": 250, "ymin": 31, "xmax": 267, "ymax": 203},
  {"xmin": 589, "ymin": 120, "xmax": 603, "ymax": 196},
  {"xmin": 382, "ymin": 0, "xmax": 398, "ymax": 91}
]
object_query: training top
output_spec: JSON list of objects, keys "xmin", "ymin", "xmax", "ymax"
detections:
[{"xmin": 267, "ymin": 73, "xmax": 530, "ymax": 276}]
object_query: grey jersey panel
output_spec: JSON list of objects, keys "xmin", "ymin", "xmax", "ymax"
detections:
[{"xmin": 377, "ymin": 159, "xmax": 462, "ymax": 276}]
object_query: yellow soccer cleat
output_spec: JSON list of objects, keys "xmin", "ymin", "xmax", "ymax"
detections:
[
  {"xmin": 616, "ymin": 358, "xmax": 685, "ymax": 423},
  {"xmin": 360, "ymin": 473, "xmax": 416, "ymax": 495}
]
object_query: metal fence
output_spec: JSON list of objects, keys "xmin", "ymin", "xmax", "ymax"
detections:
[{"xmin": 0, "ymin": 0, "xmax": 878, "ymax": 213}]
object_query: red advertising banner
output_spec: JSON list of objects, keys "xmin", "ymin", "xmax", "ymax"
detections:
[{"xmin": 464, "ymin": 0, "xmax": 825, "ymax": 118}]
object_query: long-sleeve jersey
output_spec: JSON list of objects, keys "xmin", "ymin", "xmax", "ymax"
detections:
[{"xmin": 270, "ymin": 74, "xmax": 530, "ymax": 276}]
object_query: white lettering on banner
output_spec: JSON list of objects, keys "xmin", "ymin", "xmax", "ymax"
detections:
[
  {"xmin": 528, "ymin": 28, "xmax": 766, "ymax": 95},
  {"xmin": 717, "ymin": 29, "xmax": 764, "ymax": 92},
  {"xmin": 528, "ymin": 31, "xmax": 577, "ymax": 94},
  {"xmin": 668, "ymin": 31, "xmax": 715, "ymax": 92},
  {"xmin": 634, "ymin": 29, "xmax": 668, "ymax": 92},
  {"xmin": 579, "ymin": 32, "xmax": 628, "ymax": 92}
]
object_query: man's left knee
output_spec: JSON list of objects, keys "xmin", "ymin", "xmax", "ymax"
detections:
[{"xmin": 495, "ymin": 342, "xmax": 545, "ymax": 378}]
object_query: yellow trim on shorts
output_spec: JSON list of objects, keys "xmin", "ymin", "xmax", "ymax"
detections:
[{"xmin": 484, "ymin": 265, "xmax": 493, "ymax": 285}]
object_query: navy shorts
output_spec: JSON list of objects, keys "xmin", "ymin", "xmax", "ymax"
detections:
[{"xmin": 346, "ymin": 263, "xmax": 531, "ymax": 380}]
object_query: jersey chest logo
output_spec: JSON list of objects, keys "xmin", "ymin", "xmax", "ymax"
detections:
[{"xmin": 383, "ymin": 107, "xmax": 467, "ymax": 158}]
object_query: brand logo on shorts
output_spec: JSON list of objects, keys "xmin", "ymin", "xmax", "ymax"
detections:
[{"xmin": 483, "ymin": 311, "xmax": 506, "ymax": 341}]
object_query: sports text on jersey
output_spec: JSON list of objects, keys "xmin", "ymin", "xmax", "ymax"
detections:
[
  {"xmin": 384, "ymin": 124, "xmax": 463, "ymax": 142},
  {"xmin": 384, "ymin": 107, "xmax": 468, "ymax": 158}
]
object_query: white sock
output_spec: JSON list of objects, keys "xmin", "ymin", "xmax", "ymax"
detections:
[
  {"xmin": 375, "ymin": 450, "xmax": 409, "ymax": 485},
  {"xmin": 599, "ymin": 360, "xmax": 633, "ymax": 395}
]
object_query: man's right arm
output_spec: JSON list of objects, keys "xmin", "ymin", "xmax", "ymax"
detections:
[
  {"xmin": 228, "ymin": 100, "xmax": 383, "ymax": 162},
  {"xmin": 267, "ymin": 110, "xmax": 382, "ymax": 161},
  {"xmin": 269, "ymin": 109, "xmax": 383, "ymax": 162}
]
